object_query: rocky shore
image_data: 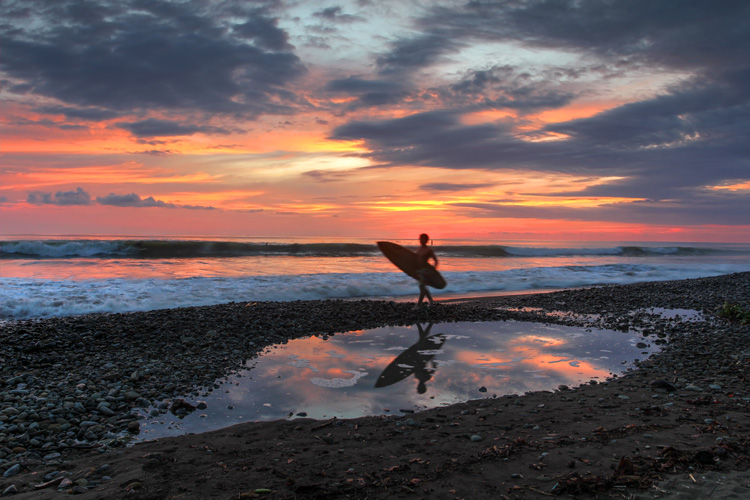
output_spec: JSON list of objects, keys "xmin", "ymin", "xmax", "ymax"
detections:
[{"xmin": 1, "ymin": 272, "xmax": 749, "ymax": 498}]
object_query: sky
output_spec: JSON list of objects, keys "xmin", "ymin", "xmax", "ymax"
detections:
[{"xmin": 1, "ymin": 0, "xmax": 749, "ymax": 242}]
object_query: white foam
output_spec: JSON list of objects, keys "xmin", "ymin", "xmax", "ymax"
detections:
[{"xmin": 2, "ymin": 262, "xmax": 749, "ymax": 320}]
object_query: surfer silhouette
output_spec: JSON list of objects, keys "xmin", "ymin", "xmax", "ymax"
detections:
[
  {"xmin": 416, "ymin": 233, "xmax": 438, "ymax": 306},
  {"xmin": 374, "ymin": 322, "xmax": 445, "ymax": 394},
  {"xmin": 376, "ymin": 237, "xmax": 446, "ymax": 304}
]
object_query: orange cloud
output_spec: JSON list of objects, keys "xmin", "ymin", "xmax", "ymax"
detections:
[
  {"xmin": 709, "ymin": 181, "xmax": 750, "ymax": 191},
  {"xmin": 2, "ymin": 165, "xmax": 222, "ymax": 190}
]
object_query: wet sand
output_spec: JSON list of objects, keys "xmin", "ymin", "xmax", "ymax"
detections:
[{"xmin": 1, "ymin": 272, "xmax": 749, "ymax": 499}]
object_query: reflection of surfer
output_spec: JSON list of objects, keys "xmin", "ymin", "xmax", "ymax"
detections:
[
  {"xmin": 374, "ymin": 322, "xmax": 446, "ymax": 394},
  {"xmin": 414, "ymin": 322, "xmax": 437, "ymax": 393},
  {"xmin": 416, "ymin": 233, "xmax": 438, "ymax": 306}
]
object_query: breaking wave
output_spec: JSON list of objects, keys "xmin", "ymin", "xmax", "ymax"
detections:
[{"xmin": 0, "ymin": 239, "xmax": 733, "ymax": 260}]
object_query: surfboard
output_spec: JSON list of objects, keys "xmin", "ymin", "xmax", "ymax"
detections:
[{"xmin": 376, "ymin": 241, "xmax": 447, "ymax": 289}]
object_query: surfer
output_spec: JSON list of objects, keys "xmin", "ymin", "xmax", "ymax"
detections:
[{"xmin": 416, "ymin": 233, "xmax": 438, "ymax": 306}]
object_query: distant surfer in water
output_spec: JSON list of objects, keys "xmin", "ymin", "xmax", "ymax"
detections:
[{"xmin": 416, "ymin": 233, "xmax": 438, "ymax": 306}]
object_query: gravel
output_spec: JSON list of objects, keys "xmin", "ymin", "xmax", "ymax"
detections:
[{"xmin": 1, "ymin": 271, "xmax": 748, "ymax": 472}]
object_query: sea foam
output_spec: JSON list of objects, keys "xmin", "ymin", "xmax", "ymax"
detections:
[{"xmin": 2, "ymin": 263, "xmax": 747, "ymax": 320}]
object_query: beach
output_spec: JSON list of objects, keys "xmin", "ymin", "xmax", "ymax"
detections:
[{"xmin": 1, "ymin": 272, "xmax": 749, "ymax": 499}]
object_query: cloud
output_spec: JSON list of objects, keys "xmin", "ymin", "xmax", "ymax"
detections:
[
  {"xmin": 8, "ymin": 116, "xmax": 90, "ymax": 131},
  {"xmin": 325, "ymin": 76, "xmax": 410, "ymax": 109},
  {"xmin": 443, "ymin": 65, "xmax": 576, "ymax": 112},
  {"xmin": 450, "ymin": 188, "xmax": 750, "ymax": 226},
  {"xmin": 231, "ymin": 9, "xmax": 293, "ymax": 51},
  {"xmin": 324, "ymin": 1, "xmax": 750, "ymax": 226},
  {"xmin": 116, "ymin": 119, "xmax": 232, "ymax": 138},
  {"xmin": 377, "ymin": 1, "xmax": 750, "ymax": 74},
  {"xmin": 313, "ymin": 6, "xmax": 364, "ymax": 23},
  {"xmin": 331, "ymin": 83, "xmax": 750, "ymax": 222},
  {"xmin": 34, "ymin": 105, "xmax": 122, "ymax": 121},
  {"xmin": 331, "ymin": 110, "xmax": 517, "ymax": 169},
  {"xmin": 376, "ymin": 32, "xmax": 464, "ymax": 76},
  {"xmin": 96, "ymin": 192, "xmax": 214, "ymax": 210},
  {"xmin": 135, "ymin": 150, "xmax": 174, "ymax": 156},
  {"xmin": 303, "ymin": 169, "xmax": 356, "ymax": 183},
  {"xmin": 0, "ymin": 0, "xmax": 306, "ymax": 118},
  {"xmin": 420, "ymin": 182, "xmax": 495, "ymax": 192},
  {"xmin": 27, "ymin": 187, "xmax": 91, "ymax": 206},
  {"xmin": 0, "ymin": 196, "xmax": 9, "ymax": 204}
]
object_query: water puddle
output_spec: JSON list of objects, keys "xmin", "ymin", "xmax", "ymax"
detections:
[
  {"xmin": 633, "ymin": 308, "xmax": 705, "ymax": 321},
  {"xmin": 497, "ymin": 306, "xmax": 601, "ymax": 322},
  {"xmin": 136, "ymin": 320, "xmax": 658, "ymax": 440},
  {"xmin": 498, "ymin": 307, "xmax": 705, "ymax": 324}
]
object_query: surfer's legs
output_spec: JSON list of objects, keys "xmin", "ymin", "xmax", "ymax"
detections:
[
  {"xmin": 416, "ymin": 268, "xmax": 434, "ymax": 306},
  {"xmin": 418, "ymin": 283, "xmax": 434, "ymax": 305}
]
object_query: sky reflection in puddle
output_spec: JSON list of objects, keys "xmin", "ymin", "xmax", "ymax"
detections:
[{"xmin": 137, "ymin": 320, "xmax": 657, "ymax": 439}]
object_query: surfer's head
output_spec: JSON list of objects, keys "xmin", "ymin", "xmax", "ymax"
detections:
[{"xmin": 419, "ymin": 233, "xmax": 429, "ymax": 245}]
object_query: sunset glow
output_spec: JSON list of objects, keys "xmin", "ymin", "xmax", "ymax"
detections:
[{"xmin": 1, "ymin": 0, "xmax": 748, "ymax": 241}]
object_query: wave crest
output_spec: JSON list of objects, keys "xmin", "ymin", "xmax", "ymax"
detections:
[{"xmin": 0, "ymin": 239, "xmax": 733, "ymax": 259}]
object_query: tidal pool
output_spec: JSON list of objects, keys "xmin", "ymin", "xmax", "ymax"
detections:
[{"xmin": 136, "ymin": 320, "xmax": 658, "ymax": 439}]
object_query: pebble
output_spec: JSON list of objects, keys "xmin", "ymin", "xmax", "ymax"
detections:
[{"xmin": 3, "ymin": 464, "xmax": 20, "ymax": 478}]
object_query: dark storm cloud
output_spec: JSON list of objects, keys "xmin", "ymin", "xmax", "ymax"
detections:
[
  {"xmin": 9, "ymin": 116, "xmax": 90, "ymax": 131},
  {"xmin": 376, "ymin": 32, "xmax": 463, "ymax": 75},
  {"xmin": 326, "ymin": 77, "xmax": 410, "ymax": 109},
  {"xmin": 0, "ymin": 0, "xmax": 305, "ymax": 118},
  {"xmin": 326, "ymin": 77, "xmax": 404, "ymax": 94},
  {"xmin": 116, "ymin": 119, "xmax": 232, "ymax": 138},
  {"xmin": 331, "ymin": 110, "xmax": 521, "ymax": 168},
  {"xmin": 420, "ymin": 182, "xmax": 495, "ymax": 192},
  {"xmin": 34, "ymin": 105, "xmax": 122, "ymax": 121},
  {"xmin": 27, "ymin": 187, "xmax": 91, "ymax": 206},
  {"xmin": 231, "ymin": 9, "xmax": 293, "ymax": 51},
  {"xmin": 443, "ymin": 65, "xmax": 576, "ymax": 112},
  {"xmin": 451, "ymin": 189, "xmax": 750, "ymax": 226},
  {"xmin": 136, "ymin": 150, "xmax": 175, "ymax": 156},
  {"xmin": 96, "ymin": 192, "xmax": 214, "ymax": 210},
  {"xmin": 396, "ymin": 0, "xmax": 750, "ymax": 72}
]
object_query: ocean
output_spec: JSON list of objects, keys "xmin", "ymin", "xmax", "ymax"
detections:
[{"xmin": 2, "ymin": 236, "xmax": 749, "ymax": 320}]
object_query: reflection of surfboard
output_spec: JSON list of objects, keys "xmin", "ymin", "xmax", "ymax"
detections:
[
  {"xmin": 377, "ymin": 241, "xmax": 447, "ymax": 289},
  {"xmin": 375, "ymin": 334, "xmax": 447, "ymax": 388}
]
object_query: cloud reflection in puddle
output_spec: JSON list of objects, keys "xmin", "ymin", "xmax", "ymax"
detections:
[{"xmin": 137, "ymin": 320, "xmax": 658, "ymax": 440}]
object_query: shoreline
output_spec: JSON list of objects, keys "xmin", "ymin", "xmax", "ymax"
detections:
[{"xmin": 1, "ymin": 272, "xmax": 749, "ymax": 498}]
